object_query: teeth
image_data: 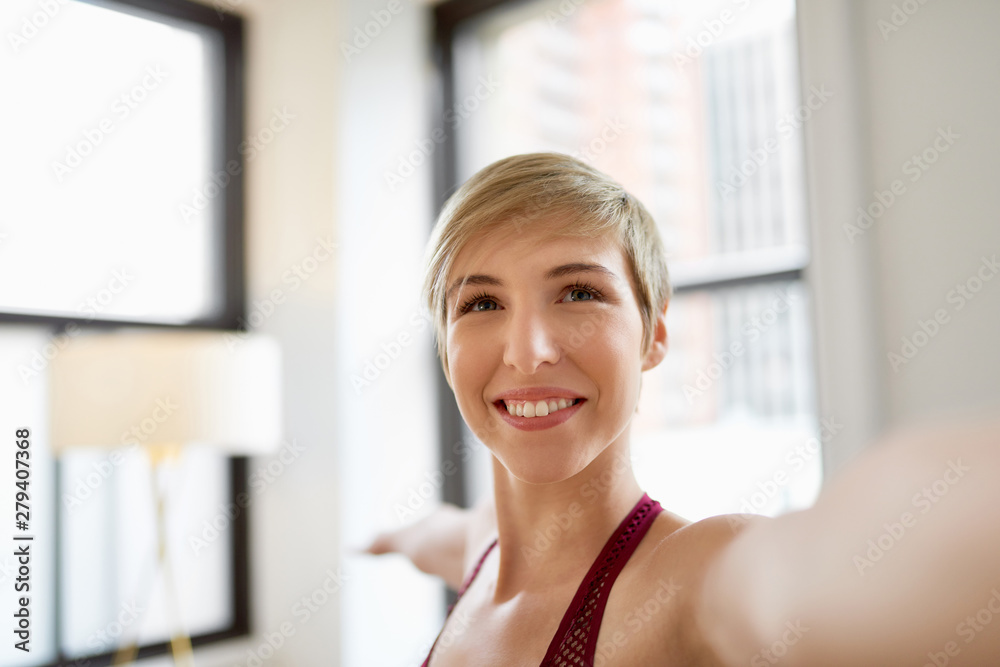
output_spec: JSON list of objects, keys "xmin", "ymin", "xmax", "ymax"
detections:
[{"xmin": 502, "ymin": 398, "xmax": 578, "ymax": 418}]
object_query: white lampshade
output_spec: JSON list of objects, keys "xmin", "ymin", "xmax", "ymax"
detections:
[{"xmin": 50, "ymin": 329, "xmax": 282, "ymax": 455}]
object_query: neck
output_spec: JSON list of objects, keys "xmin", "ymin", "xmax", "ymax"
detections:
[{"xmin": 489, "ymin": 438, "xmax": 644, "ymax": 602}]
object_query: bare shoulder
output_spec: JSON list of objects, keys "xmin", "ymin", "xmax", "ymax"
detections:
[
  {"xmin": 627, "ymin": 511, "xmax": 771, "ymax": 595},
  {"xmin": 603, "ymin": 512, "xmax": 773, "ymax": 665},
  {"xmin": 649, "ymin": 512, "xmax": 769, "ymax": 560}
]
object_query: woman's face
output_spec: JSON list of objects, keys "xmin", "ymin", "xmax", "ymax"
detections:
[{"xmin": 444, "ymin": 219, "xmax": 667, "ymax": 485}]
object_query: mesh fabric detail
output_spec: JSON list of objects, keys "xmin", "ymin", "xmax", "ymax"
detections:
[
  {"xmin": 421, "ymin": 493, "xmax": 662, "ymax": 667},
  {"xmin": 541, "ymin": 497, "xmax": 659, "ymax": 666}
]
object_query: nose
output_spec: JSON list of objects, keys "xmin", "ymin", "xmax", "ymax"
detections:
[{"xmin": 502, "ymin": 306, "xmax": 562, "ymax": 374}]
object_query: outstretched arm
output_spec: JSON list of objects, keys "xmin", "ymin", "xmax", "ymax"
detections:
[
  {"xmin": 697, "ymin": 410, "xmax": 1000, "ymax": 666},
  {"xmin": 363, "ymin": 493, "xmax": 497, "ymax": 591}
]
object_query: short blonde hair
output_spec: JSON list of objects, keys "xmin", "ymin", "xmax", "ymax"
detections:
[{"xmin": 422, "ymin": 152, "xmax": 671, "ymax": 381}]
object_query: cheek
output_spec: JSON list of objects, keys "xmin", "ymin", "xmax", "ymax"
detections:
[
  {"xmin": 586, "ymin": 320, "xmax": 644, "ymax": 395},
  {"xmin": 447, "ymin": 328, "xmax": 492, "ymax": 399},
  {"xmin": 587, "ymin": 312, "xmax": 644, "ymax": 359}
]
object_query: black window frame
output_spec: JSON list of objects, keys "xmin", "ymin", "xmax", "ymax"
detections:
[{"xmin": 1, "ymin": 0, "xmax": 252, "ymax": 663}]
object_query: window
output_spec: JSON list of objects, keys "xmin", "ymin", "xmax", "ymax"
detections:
[
  {"xmin": 434, "ymin": 0, "xmax": 822, "ymax": 523},
  {"xmin": 0, "ymin": 0, "xmax": 247, "ymax": 664}
]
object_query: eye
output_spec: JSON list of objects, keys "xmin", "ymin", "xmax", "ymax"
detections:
[
  {"xmin": 459, "ymin": 291, "xmax": 497, "ymax": 313},
  {"xmin": 458, "ymin": 282, "xmax": 605, "ymax": 315},
  {"xmin": 563, "ymin": 282, "xmax": 604, "ymax": 303}
]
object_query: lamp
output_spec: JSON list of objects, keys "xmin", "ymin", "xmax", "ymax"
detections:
[{"xmin": 50, "ymin": 329, "xmax": 282, "ymax": 666}]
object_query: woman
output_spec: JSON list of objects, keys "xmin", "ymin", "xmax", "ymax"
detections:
[{"xmin": 366, "ymin": 152, "xmax": 1000, "ymax": 666}]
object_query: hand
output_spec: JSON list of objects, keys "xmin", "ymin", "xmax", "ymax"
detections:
[{"xmin": 360, "ymin": 503, "xmax": 470, "ymax": 591}]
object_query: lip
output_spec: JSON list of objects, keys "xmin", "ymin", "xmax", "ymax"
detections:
[
  {"xmin": 492, "ymin": 397, "xmax": 586, "ymax": 432},
  {"xmin": 490, "ymin": 386, "xmax": 586, "ymax": 402}
]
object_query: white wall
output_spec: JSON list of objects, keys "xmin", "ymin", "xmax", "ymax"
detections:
[
  {"xmin": 188, "ymin": 0, "xmax": 345, "ymax": 665},
  {"xmin": 333, "ymin": 0, "xmax": 447, "ymax": 664},
  {"xmin": 858, "ymin": 0, "xmax": 1000, "ymax": 422},
  {"xmin": 798, "ymin": 0, "xmax": 1000, "ymax": 474}
]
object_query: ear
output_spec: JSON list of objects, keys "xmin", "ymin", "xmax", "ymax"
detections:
[{"xmin": 641, "ymin": 299, "xmax": 669, "ymax": 372}]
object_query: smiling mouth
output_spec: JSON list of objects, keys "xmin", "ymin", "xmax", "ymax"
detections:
[{"xmin": 495, "ymin": 397, "xmax": 584, "ymax": 418}]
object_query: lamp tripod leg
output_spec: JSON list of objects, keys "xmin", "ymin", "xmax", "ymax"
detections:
[{"xmin": 113, "ymin": 447, "xmax": 195, "ymax": 667}]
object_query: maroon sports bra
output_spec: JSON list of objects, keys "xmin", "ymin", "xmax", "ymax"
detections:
[{"xmin": 421, "ymin": 493, "xmax": 663, "ymax": 666}]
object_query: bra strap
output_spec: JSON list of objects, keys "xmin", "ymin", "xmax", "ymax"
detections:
[{"xmin": 540, "ymin": 493, "xmax": 663, "ymax": 665}]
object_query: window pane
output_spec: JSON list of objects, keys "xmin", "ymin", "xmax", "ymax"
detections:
[
  {"xmin": 0, "ymin": 0, "xmax": 222, "ymax": 324},
  {"xmin": 59, "ymin": 445, "xmax": 231, "ymax": 657},
  {"xmin": 632, "ymin": 280, "xmax": 821, "ymax": 520},
  {"xmin": 452, "ymin": 0, "xmax": 807, "ymax": 275}
]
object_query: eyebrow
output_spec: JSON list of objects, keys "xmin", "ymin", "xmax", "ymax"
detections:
[{"xmin": 445, "ymin": 263, "xmax": 620, "ymax": 303}]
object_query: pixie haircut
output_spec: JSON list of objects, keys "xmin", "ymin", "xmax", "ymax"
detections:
[{"xmin": 422, "ymin": 152, "xmax": 671, "ymax": 382}]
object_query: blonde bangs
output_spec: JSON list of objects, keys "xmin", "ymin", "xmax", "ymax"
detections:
[{"xmin": 421, "ymin": 153, "xmax": 671, "ymax": 382}]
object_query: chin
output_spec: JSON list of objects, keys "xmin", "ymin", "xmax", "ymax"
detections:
[{"xmin": 495, "ymin": 449, "xmax": 591, "ymax": 486}]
